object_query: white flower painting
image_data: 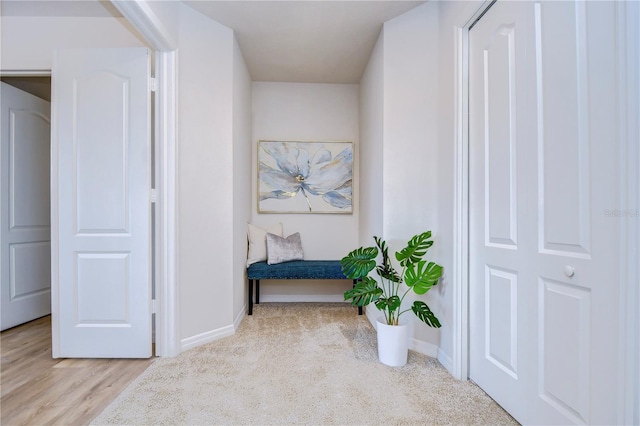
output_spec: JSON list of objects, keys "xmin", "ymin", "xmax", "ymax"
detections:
[{"xmin": 258, "ymin": 141, "xmax": 353, "ymax": 214}]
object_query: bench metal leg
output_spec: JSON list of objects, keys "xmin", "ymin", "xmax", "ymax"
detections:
[
  {"xmin": 248, "ymin": 279, "xmax": 254, "ymax": 315},
  {"xmin": 250, "ymin": 274, "xmax": 361, "ymax": 315}
]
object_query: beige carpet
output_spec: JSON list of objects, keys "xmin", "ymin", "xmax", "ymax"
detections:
[{"xmin": 91, "ymin": 303, "xmax": 517, "ymax": 425}]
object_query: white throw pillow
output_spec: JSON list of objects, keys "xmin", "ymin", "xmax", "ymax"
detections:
[
  {"xmin": 247, "ymin": 223, "xmax": 283, "ymax": 267},
  {"xmin": 266, "ymin": 232, "xmax": 304, "ymax": 265}
]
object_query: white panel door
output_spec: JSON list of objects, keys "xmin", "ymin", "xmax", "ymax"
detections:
[
  {"xmin": 52, "ymin": 48, "xmax": 152, "ymax": 358},
  {"xmin": 469, "ymin": 1, "xmax": 620, "ymax": 424},
  {"xmin": 1, "ymin": 82, "xmax": 52, "ymax": 331}
]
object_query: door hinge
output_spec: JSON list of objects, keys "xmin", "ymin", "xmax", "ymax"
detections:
[
  {"xmin": 152, "ymin": 299, "xmax": 157, "ymax": 314},
  {"xmin": 150, "ymin": 77, "xmax": 157, "ymax": 92},
  {"xmin": 150, "ymin": 188, "xmax": 157, "ymax": 203}
]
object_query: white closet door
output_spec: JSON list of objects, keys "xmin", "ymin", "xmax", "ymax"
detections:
[
  {"xmin": 52, "ymin": 48, "xmax": 152, "ymax": 358},
  {"xmin": 469, "ymin": 1, "xmax": 620, "ymax": 424}
]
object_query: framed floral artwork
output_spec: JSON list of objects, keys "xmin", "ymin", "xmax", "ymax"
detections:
[{"xmin": 257, "ymin": 140, "xmax": 353, "ymax": 214}]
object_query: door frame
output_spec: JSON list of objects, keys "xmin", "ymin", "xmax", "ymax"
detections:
[
  {"xmin": 616, "ymin": 1, "xmax": 640, "ymax": 421},
  {"xmin": 0, "ymin": 78, "xmax": 53, "ymax": 331},
  {"xmin": 2, "ymin": 1, "xmax": 180, "ymax": 357},
  {"xmin": 451, "ymin": 1, "xmax": 639, "ymax": 422},
  {"xmin": 110, "ymin": 0, "xmax": 179, "ymax": 357},
  {"xmin": 450, "ymin": 0, "xmax": 493, "ymax": 384}
]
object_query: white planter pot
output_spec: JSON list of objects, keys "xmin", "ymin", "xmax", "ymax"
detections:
[{"xmin": 376, "ymin": 316, "xmax": 409, "ymax": 367}]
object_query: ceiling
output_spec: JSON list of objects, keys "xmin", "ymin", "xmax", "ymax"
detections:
[
  {"xmin": 0, "ymin": 0, "xmax": 122, "ymax": 17},
  {"xmin": 1, "ymin": 0, "xmax": 427, "ymax": 84},
  {"xmin": 183, "ymin": 1, "xmax": 426, "ymax": 83}
]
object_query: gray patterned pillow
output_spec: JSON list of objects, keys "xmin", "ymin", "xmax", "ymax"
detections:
[{"xmin": 266, "ymin": 232, "xmax": 304, "ymax": 265}]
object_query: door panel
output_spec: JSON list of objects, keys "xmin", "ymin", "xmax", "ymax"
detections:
[
  {"xmin": 75, "ymin": 72, "xmax": 129, "ymax": 233},
  {"xmin": 537, "ymin": 1, "xmax": 590, "ymax": 257},
  {"xmin": 52, "ymin": 48, "xmax": 151, "ymax": 358},
  {"xmin": 485, "ymin": 266, "xmax": 518, "ymax": 378},
  {"xmin": 1, "ymin": 82, "xmax": 51, "ymax": 331},
  {"xmin": 539, "ymin": 278, "xmax": 590, "ymax": 422},
  {"xmin": 469, "ymin": 1, "xmax": 620, "ymax": 424},
  {"xmin": 470, "ymin": 2, "xmax": 534, "ymax": 422},
  {"xmin": 10, "ymin": 109, "xmax": 51, "ymax": 229},
  {"xmin": 484, "ymin": 23, "xmax": 518, "ymax": 249}
]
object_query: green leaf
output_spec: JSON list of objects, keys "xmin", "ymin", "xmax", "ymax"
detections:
[
  {"xmin": 411, "ymin": 301, "xmax": 441, "ymax": 328},
  {"xmin": 374, "ymin": 295, "xmax": 401, "ymax": 313},
  {"xmin": 405, "ymin": 261, "xmax": 443, "ymax": 294},
  {"xmin": 373, "ymin": 236, "xmax": 400, "ymax": 283},
  {"xmin": 341, "ymin": 246, "xmax": 378, "ymax": 279},
  {"xmin": 344, "ymin": 276, "xmax": 382, "ymax": 306},
  {"xmin": 395, "ymin": 231, "xmax": 434, "ymax": 267}
]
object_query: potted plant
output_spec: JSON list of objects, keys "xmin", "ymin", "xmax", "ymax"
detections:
[{"xmin": 341, "ymin": 231, "xmax": 443, "ymax": 366}]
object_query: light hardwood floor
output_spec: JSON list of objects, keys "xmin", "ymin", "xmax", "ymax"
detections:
[{"xmin": 1, "ymin": 316, "xmax": 154, "ymax": 425}]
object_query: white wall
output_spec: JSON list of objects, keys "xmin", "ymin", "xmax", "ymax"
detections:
[
  {"xmin": 177, "ymin": 4, "xmax": 236, "ymax": 347},
  {"xmin": 383, "ymin": 3, "xmax": 440, "ymax": 243},
  {"xmin": 383, "ymin": 2, "xmax": 444, "ymax": 359},
  {"xmin": 251, "ymin": 82, "xmax": 360, "ymax": 301},
  {"xmin": 358, "ymin": 29, "xmax": 385, "ymax": 246},
  {"xmin": 372, "ymin": 0, "xmax": 485, "ymax": 373},
  {"xmin": 358, "ymin": 1, "xmax": 454, "ymax": 364},
  {"xmin": 0, "ymin": 17, "xmax": 145, "ymax": 71},
  {"xmin": 140, "ymin": 2, "xmax": 252, "ymax": 349},
  {"xmin": 232, "ymin": 38, "xmax": 253, "ymax": 323}
]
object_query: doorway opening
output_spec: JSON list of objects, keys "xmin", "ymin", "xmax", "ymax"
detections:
[
  {"xmin": 0, "ymin": 73, "xmax": 157, "ymax": 357},
  {"xmin": 0, "ymin": 75, "xmax": 52, "ymax": 332}
]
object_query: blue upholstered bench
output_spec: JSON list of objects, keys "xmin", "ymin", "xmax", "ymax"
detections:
[{"xmin": 246, "ymin": 260, "xmax": 362, "ymax": 316}]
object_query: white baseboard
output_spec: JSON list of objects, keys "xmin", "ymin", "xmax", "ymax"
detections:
[
  {"xmin": 410, "ymin": 338, "xmax": 440, "ymax": 358},
  {"xmin": 180, "ymin": 307, "xmax": 246, "ymax": 353},
  {"xmin": 234, "ymin": 305, "xmax": 246, "ymax": 330},
  {"xmin": 180, "ymin": 324, "xmax": 234, "ymax": 352},
  {"xmin": 437, "ymin": 349, "xmax": 454, "ymax": 373}
]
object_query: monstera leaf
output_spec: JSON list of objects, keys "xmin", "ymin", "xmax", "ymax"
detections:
[
  {"xmin": 405, "ymin": 261, "xmax": 443, "ymax": 294},
  {"xmin": 374, "ymin": 295, "xmax": 401, "ymax": 313},
  {"xmin": 374, "ymin": 236, "xmax": 401, "ymax": 283},
  {"xmin": 343, "ymin": 276, "xmax": 382, "ymax": 306},
  {"xmin": 342, "ymin": 231, "xmax": 444, "ymax": 329},
  {"xmin": 411, "ymin": 301, "xmax": 441, "ymax": 328},
  {"xmin": 340, "ymin": 246, "xmax": 378, "ymax": 279},
  {"xmin": 395, "ymin": 231, "xmax": 434, "ymax": 267}
]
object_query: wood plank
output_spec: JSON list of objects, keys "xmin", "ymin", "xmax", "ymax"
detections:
[{"xmin": 1, "ymin": 316, "xmax": 153, "ymax": 425}]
